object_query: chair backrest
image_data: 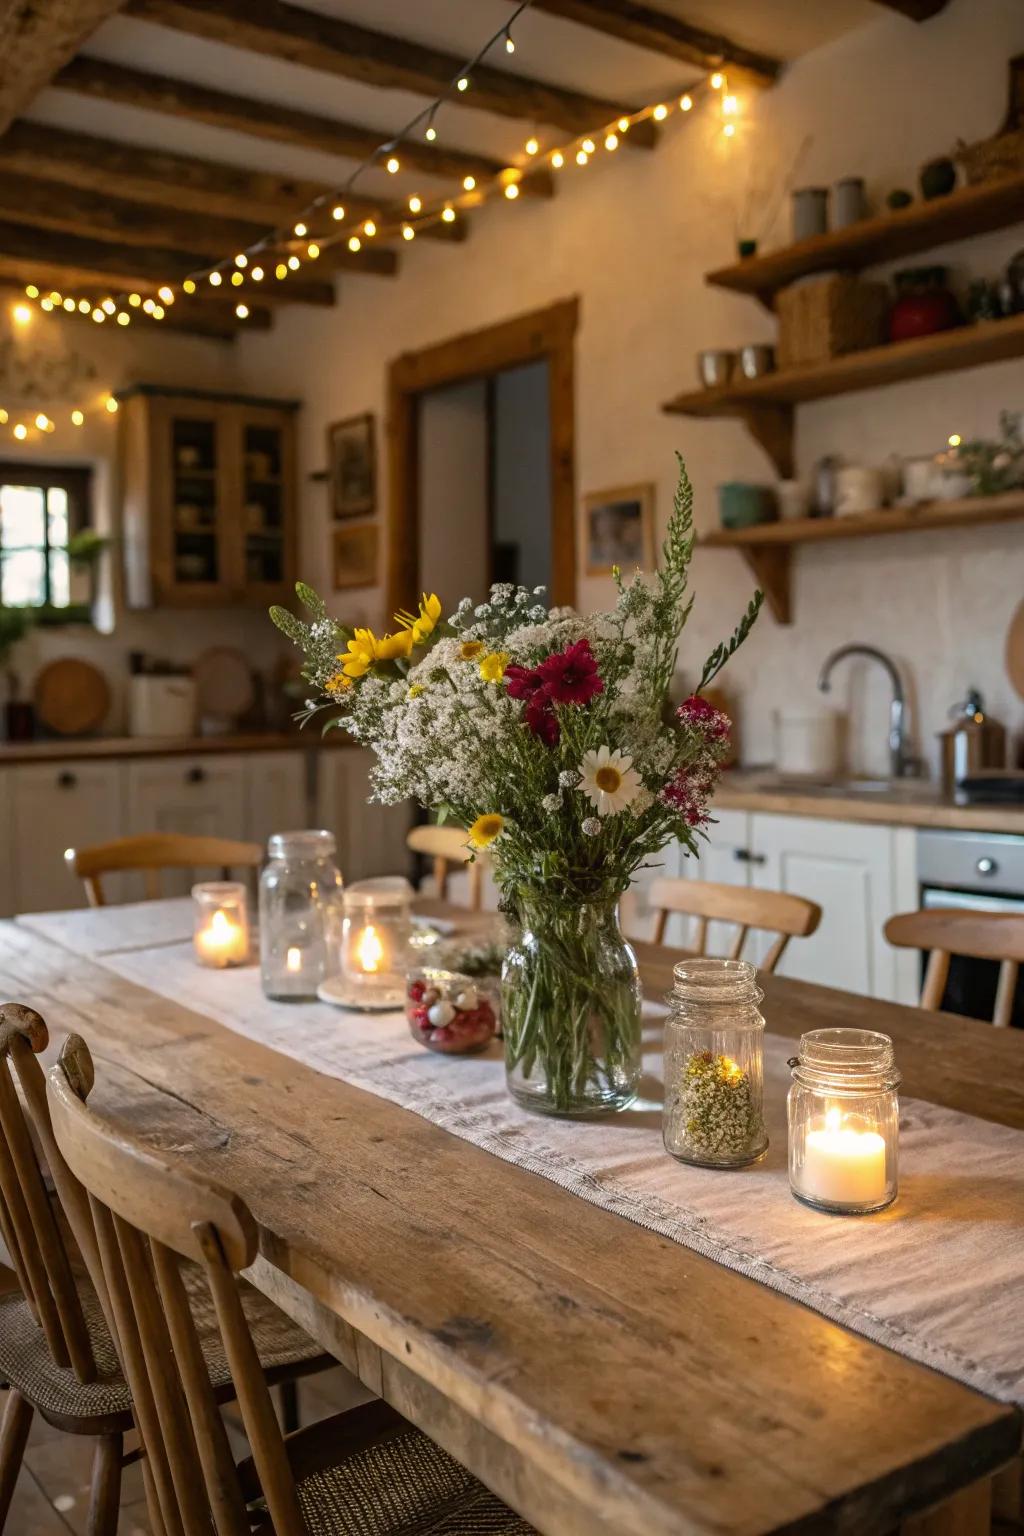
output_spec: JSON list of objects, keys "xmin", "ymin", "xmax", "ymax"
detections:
[
  {"xmin": 65, "ymin": 832, "xmax": 263, "ymax": 907},
  {"xmin": 406, "ymin": 824, "xmax": 485, "ymax": 911},
  {"xmin": 885, "ymin": 908, "xmax": 1024, "ymax": 1027},
  {"xmin": 648, "ymin": 877, "xmax": 822, "ymax": 974},
  {"xmin": 47, "ymin": 1032, "xmax": 306, "ymax": 1536},
  {"xmin": 0, "ymin": 1003, "xmax": 97, "ymax": 1383}
]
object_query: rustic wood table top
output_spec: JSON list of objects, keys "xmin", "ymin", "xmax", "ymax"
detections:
[{"xmin": 1, "ymin": 906, "xmax": 1021, "ymax": 1536}]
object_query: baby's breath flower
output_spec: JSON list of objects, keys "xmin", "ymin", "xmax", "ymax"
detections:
[
  {"xmin": 558, "ymin": 769, "xmax": 578, "ymax": 788},
  {"xmin": 581, "ymin": 817, "xmax": 601, "ymax": 836},
  {"xmin": 541, "ymin": 793, "xmax": 561, "ymax": 813}
]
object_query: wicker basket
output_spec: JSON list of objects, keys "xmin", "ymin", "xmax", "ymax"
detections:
[
  {"xmin": 776, "ymin": 274, "xmax": 889, "ymax": 369},
  {"xmin": 956, "ymin": 129, "xmax": 1024, "ymax": 186}
]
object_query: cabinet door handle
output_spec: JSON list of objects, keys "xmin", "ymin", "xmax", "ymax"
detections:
[
  {"xmin": 57, "ymin": 771, "xmax": 77, "ymax": 790},
  {"xmin": 186, "ymin": 766, "xmax": 207, "ymax": 785},
  {"xmin": 734, "ymin": 848, "xmax": 766, "ymax": 866}
]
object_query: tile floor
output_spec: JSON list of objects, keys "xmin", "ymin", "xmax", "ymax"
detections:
[{"xmin": 5, "ymin": 1365, "xmax": 366, "ymax": 1533}]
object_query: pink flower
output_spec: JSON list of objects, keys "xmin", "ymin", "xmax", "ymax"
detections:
[
  {"xmin": 676, "ymin": 694, "xmax": 730, "ymax": 742},
  {"xmin": 535, "ymin": 639, "xmax": 604, "ymax": 706}
]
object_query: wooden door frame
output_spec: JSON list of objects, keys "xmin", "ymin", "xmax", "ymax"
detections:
[{"xmin": 386, "ymin": 297, "xmax": 578, "ymax": 618}]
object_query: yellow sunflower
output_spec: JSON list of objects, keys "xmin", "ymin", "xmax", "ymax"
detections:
[
  {"xmin": 468, "ymin": 812, "xmax": 504, "ymax": 849},
  {"xmin": 340, "ymin": 629, "xmax": 378, "ymax": 678},
  {"xmin": 395, "ymin": 592, "xmax": 442, "ymax": 645},
  {"xmin": 478, "ymin": 651, "xmax": 509, "ymax": 683},
  {"xmin": 375, "ymin": 628, "xmax": 415, "ymax": 661}
]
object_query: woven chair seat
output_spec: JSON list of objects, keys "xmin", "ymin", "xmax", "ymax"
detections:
[
  {"xmin": 293, "ymin": 1427, "xmax": 535, "ymax": 1535},
  {"xmin": 0, "ymin": 1256, "xmax": 324, "ymax": 1426}
]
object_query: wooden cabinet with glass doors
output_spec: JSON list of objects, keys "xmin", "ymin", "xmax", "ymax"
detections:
[{"xmin": 119, "ymin": 385, "xmax": 299, "ymax": 608}]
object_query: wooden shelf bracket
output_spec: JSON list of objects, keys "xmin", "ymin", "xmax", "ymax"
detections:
[{"xmin": 734, "ymin": 402, "xmax": 794, "ymax": 478}]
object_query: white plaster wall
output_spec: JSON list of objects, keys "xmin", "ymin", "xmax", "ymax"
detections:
[{"xmin": 233, "ymin": 0, "xmax": 1024, "ymax": 779}]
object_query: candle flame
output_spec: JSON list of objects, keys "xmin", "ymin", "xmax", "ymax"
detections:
[
  {"xmin": 286, "ymin": 946, "xmax": 302, "ymax": 973},
  {"xmin": 825, "ymin": 1106, "xmax": 842, "ymax": 1134},
  {"xmin": 356, "ymin": 923, "xmax": 384, "ymax": 974},
  {"xmin": 210, "ymin": 910, "xmax": 232, "ymax": 938}
]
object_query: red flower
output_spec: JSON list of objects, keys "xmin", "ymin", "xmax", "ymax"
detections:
[
  {"xmin": 504, "ymin": 664, "xmax": 546, "ymax": 701},
  {"xmin": 525, "ymin": 695, "xmax": 559, "ymax": 746},
  {"xmin": 676, "ymin": 693, "xmax": 730, "ymax": 743},
  {"xmin": 535, "ymin": 639, "xmax": 604, "ymax": 706}
]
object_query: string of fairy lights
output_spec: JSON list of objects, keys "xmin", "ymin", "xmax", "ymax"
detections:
[{"xmin": 6, "ymin": 2, "xmax": 744, "ymax": 441}]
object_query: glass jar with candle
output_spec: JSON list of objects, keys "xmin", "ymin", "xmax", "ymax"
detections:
[
  {"xmin": 192, "ymin": 882, "xmax": 249, "ymax": 968},
  {"xmin": 334, "ymin": 877, "xmax": 413, "ymax": 1011},
  {"xmin": 788, "ymin": 1029, "xmax": 900, "ymax": 1214},
  {"xmin": 259, "ymin": 830, "xmax": 344, "ymax": 1001},
  {"xmin": 663, "ymin": 958, "xmax": 769, "ymax": 1169}
]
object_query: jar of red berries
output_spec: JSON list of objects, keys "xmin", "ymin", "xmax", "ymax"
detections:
[{"xmin": 406, "ymin": 969, "xmax": 498, "ymax": 1055}]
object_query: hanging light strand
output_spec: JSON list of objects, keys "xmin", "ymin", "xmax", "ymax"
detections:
[{"xmin": 0, "ymin": 387, "xmax": 119, "ymax": 443}]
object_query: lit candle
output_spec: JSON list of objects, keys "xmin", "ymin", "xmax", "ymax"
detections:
[
  {"xmin": 354, "ymin": 922, "xmax": 385, "ymax": 975},
  {"xmin": 194, "ymin": 907, "xmax": 248, "ymax": 968},
  {"xmin": 286, "ymin": 946, "xmax": 303, "ymax": 974},
  {"xmin": 801, "ymin": 1106, "xmax": 887, "ymax": 1208}
]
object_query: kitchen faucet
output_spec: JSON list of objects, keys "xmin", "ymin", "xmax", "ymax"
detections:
[{"xmin": 818, "ymin": 644, "xmax": 915, "ymax": 781}]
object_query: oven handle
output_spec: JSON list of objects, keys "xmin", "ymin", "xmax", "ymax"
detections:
[{"xmin": 920, "ymin": 887, "xmax": 1024, "ymax": 916}]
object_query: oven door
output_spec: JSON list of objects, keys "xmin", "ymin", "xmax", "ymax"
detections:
[{"xmin": 920, "ymin": 886, "xmax": 1024, "ymax": 1026}]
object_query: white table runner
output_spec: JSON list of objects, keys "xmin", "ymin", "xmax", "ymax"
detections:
[{"xmin": 18, "ymin": 901, "xmax": 1024, "ymax": 1410}]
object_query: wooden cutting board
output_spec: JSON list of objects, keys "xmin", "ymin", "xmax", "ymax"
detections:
[
  {"xmin": 1007, "ymin": 599, "xmax": 1024, "ymax": 701},
  {"xmin": 33, "ymin": 657, "xmax": 110, "ymax": 736}
]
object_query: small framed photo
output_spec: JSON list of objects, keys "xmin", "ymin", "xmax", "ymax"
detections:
[
  {"xmin": 328, "ymin": 412, "xmax": 376, "ymax": 519},
  {"xmin": 332, "ymin": 522, "xmax": 379, "ymax": 590},
  {"xmin": 583, "ymin": 483, "xmax": 655, "ymax": 575}
]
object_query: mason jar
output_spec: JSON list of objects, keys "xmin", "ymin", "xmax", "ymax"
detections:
[
  {"xmin": 788, "ymin": 1029, "xmax": 900, "ymax": 1214},
  {"xmin": 259, "ymin": 830, "xmax": 344, "ymax": 1001},
  {"xmin": 338, "ymin": 877, "xmax": 413, "ymax": 1010},
  {"xmin": 663, "ymin": 958, "xmax": 769, "ymax": 1168}
]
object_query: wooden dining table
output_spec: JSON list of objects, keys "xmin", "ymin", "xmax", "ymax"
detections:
[{"xmin": 0, "ymin": 901, "xmax": 1021, "ymax": 1536}]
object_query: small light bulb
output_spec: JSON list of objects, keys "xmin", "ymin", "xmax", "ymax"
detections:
[
  {"xmin": 117, "ymin": 312, "xmax": 130, "ymax": 326},
  {"xmin": 251, "ymin": 265, "xmax": 264, "ymax": 281},
  {"xmin": 710, "ymin": 71, "xmax": 724, "ymax": 89},
  {"xmin": 551, "ymin": 150, "xmax": 564, "ymax": 168},
  {"xmin": 347, "ymin": 236, "xmax": 361, "ymax": 252},
  {"xmin": 386, "ymin": 156, "xmax": 400, "ymax": 174},
  {"xmin": 50, "ymin": 292, "xmax": 61, "ymax": 305},
  {"xmin": 604, "ymin": 132, "xmax": 618, "ymax": 151},
  {"xmin": 71, "ymin": 410, "xmax": 84, "ymax": 426},
  {"xmin": 91, "ymin": 308, "xmax": 105, "ymax": 322},
  {"xmin": 209, "ymin": 271, "xmax": 222, "ymax": 286},
  {"xmin": 425, "ymin": 125, "xmax": 437, "ymax": 141},
  {"xmin": 723, "ymin": 122, "xmax": 735, "ymax": 137},
  {"xmin": 0, "ymin": 410, "xmax": 7, "ymax": 423},
  {"xmin": 40, "ymin": 298, "xmax": 54, "ymax": 312},
  {"xmin": 617, "ymin": 116, "xmax": 630, "ymax": 132},
  {"xmin": 363, "ymin": 219, "xmax": 376, "ymax": 237},
  {"xmin": 13, "ymin": 423, "xmax": 27, "ymax": 440},
  {"xmin": 948, "ymin": 433, "xmax": 962, "ymax": 448},
  {"xmin": 293, "ymin": 222, "xmax": 307, "ymax": 237},
  {"xmin": 505, "ymin": 30, "xmax": 514, "ymax": 52},
  {"xmin": 182, "ymin": 279, "xmax": 196, "ymax": 295},
  {"xmin": 441, "ymin": 206, "xmax": 456, "ymax": 223},
  {"xmin": 402, "ymin": 223, "xmax": 415, "ymax": 241},
  {"xmin": 12, "ymin": 303, "xmax": 31, "ymax": 325},
  {"xmin": 230, "ymin": 271, "xmax": 243, "ymax": 286},
  {"xmin": 307, "ymin": 242, "xmax": 320, "ymax": 258},
  {"xmin": 723, "ymin": 94, "xmax": 738, "ymax": 115},
  {"xmin": 525, "ymin": 137, "xmax": 539, "ymax": 156},
  {"xmin": 652, "ymin": 104, "xmax": 668, "ymax": 121},
  {"xmin": 463, "ymin": 174, "xmax": 476, "ymax": 190},
  {"xmin": 79, "ymin": 298, "xmax": 91, "ymax": 313},
  {"xmin": 408, "ymin": 195, "xmax": 422, "ymax": 213},
  {"xmin": 332, "ymin": 204, "xmax": 345, "ymax": 220},
  {"xmin": 25, "ymin": 284, "xmax": 38, "ymax": 298},
  {"xmin": 152, "ymin": 304, "xmax": 165, "ymax": 319},
  {"xmin": 158, "ymin": 285, "xmax": 174, "ymax": 302},
  {"xmin": 62, "ymin": 297, "xmax": 75, "ymax": 312},
  {"xmin": 680, "ymin": 94, "xmax": 693, "ymax": 111},
  {"xmin": 575, "ymin": 149, "xmax": 588, "ymax": 166},
  {"xmin": 234, "ymin": 253, "xmax": 248, "ymax": 268},
  {"xmin": 582, "ymin": 138, "xmax": 595, "ymax": 153},
  {"xmin": 457, "ymin": 76, "xmax": 469, "ymax": 91},
  {"xmin": 35, "ymin": 413, "xmax": 49, "ymax": 429},
  {"xmin": 142, "ymin": 298, "xmax": 155, "ymax": 313},
  {"xmin": 101, "ymin": 298, "xmax": 115, "ymax": 314},
  {"xmin": 235, "ymin": 302, "xmax": 249, "ymax": 318},
  {"xmin": 287, "ymin": 254, "xmax": 300, "ymax": 270},
  {"xmin": 275, "ymin": 262, "xmax": 288, "ymax": 278},
  {"xmin": 105, "ymin": 397, "xmax": 118, "ymax": 413},
  {"xmin": 504, "ymin": 182, "xmax": 519, "ymax": 200}
]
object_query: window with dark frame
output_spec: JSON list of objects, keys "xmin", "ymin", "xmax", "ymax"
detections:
[{"xmin": 0, "ymin": 463, "xmax": 91, "ymax": 610}]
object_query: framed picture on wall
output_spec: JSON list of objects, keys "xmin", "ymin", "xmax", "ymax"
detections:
[
  {"xmin": 583, "ymin": 483, "xmax": 655, "ymax": 575},
  {"xmin": 332, "ymin": 521, "xmax": 379, "ymax": 590},
  {"xmin": 327, "ymin": 412, "xmax": 376, "ymax": 518}
]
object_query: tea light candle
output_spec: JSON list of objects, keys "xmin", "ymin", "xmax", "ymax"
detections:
[
  {"xmin": 192, "ymin": 883, "xmax": 249, "ymax": 969},
  {"xmin": 352, "ymin": 921, "xmax": 387, "ymax": 976},
  {"xmin": 286, "ymin": 945, "xmax": 303, "ymax": 974},
  {"xmin": 801, "ymin": 1107, "xmax": 887, "ymax": 1208}
]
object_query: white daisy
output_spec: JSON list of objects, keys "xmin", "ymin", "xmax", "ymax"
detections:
[{"xmin": 579, "ymin": 745, "xmax": 642, "ymax": 817}]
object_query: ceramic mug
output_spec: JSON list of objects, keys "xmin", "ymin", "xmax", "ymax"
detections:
[
  {"xmin": 834, "ymin": 465, "xmax": 883, "ymax": 517},
  {"xmin": 776, "ymin": 480, "xmax": 810, "ymax": 521}
]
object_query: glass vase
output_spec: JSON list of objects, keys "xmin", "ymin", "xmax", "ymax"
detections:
[{"xmin": 501, "ymin": 889, "xmax": 642, "ymax": 1117}]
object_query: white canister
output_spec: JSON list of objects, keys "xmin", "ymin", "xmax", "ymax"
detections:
[
  {"xmin": 774, "ymin": 709, "xmax": 842, "ymax": 780},
  {"xmin": 129, "ymin": 674, "xmax": 197, "ymax": 738},
  {"xmin": 834, "ymin": 465, "xmax": 883, "ymax": 517},
  {"xmin": 901, "ymin": 455, "xmax": 939, "ymax": 505},
  {"xmin": 776, "ymin": 480, "xmax": 810, "ymax": 521}
]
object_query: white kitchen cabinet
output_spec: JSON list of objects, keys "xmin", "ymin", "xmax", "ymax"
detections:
[
  {"xmin": 317, "ymin": 748, "xmax": 412, "ymax": 884},
  {"xmin": 246, "ymin": 751, "xmax": 308, "ymax": 849},
  {"xmin": 125, "ymin": 755, "xmax": 249, "ymax": 895},
  {"xmin": 627, "ymin": 809, "xmax": 750, "ymax": 948},
  {"xmin": 10, "ymin": 761, "xmax": 123, "ymax": 914}
]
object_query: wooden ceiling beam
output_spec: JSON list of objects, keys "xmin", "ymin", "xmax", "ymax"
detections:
[
  {"xmin": 870, "ymin": 0, "xmax": 950, "ymax": 17},
  {"xmin": 57, "ymin": 55, "xmax": 506, "ymax": 183},
  {"xmin": 523, "ymin": 0, "xmax": 781, "ymax": 88},
  {"xmin": 0, "ymin": 278, "xmax": 268, "ymax": 340},
  {"xmin": 125, "ymin": 0, "xmax": 656, "ymax": 143},
  {"xmin": 0, "ymin": 0, "xmax": 127, "ymax": 134}
]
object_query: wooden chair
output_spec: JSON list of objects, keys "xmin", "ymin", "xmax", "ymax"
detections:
[
  {"xmin": 0, "ymin": 1004, "xmax": 332, "ymax": 1533},
  {"xmin": 648, "ymin": 877, "xmax": 822, "ymax": 974},
  {"xmin": 406, "ymin": 824, "xmax": 487, "ymax": 911},
  {"xmin": 885, "ymin": 908, "xmax": 1024, "ymax": 1027},
  {"xmin": 46, "ymin": 1033, "xmax": 534, "ymax": 1536},
  {"xmin": 65, "ymin": 832, "xmax": 263, "ymax": 907}
]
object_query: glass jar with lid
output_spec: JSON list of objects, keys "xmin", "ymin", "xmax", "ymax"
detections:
[
  {"xmin": 259, "ymin": 830, "xmax": 344, "ymax": 1001},
  {"xmin": 662, "ymin": 958, "xmax": 769, "ymax": 1168},
  {"xmin": 788, "ymin": 1029, "xmax": 900, "ymax": 1214}
]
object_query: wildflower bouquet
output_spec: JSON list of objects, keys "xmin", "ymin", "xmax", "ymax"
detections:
[{"xmin": 272, "ymin": 456, "xmax": 760, "ymax": 1115}]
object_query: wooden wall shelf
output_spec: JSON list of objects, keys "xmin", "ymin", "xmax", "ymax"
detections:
[
  {"xmin": 706, "ymin": 174, "xmax": 1024, "ymax": 308},
  {"xmin": 698, "ymin": 495, "xmax": 1024, "ymax": 624},
  {"xmin": 662, "ymin": 315, "xmax": 1024, "ymax": 477}
]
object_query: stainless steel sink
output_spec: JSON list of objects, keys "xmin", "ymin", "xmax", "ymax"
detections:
[{"xmin": 756, "ymin": 776, "xmax": 920, "ymax": 798}]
